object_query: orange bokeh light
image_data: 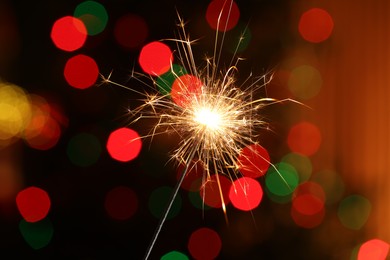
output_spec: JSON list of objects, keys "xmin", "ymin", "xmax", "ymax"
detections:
[{"xmin": 298, "ymin": 8, "xmax": 334, "ymax": 43}]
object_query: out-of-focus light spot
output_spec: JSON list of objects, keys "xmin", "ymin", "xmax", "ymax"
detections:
[
  {"xmin": 338, "ymin": 195, "xmax": 371, "ymax": 230},
  {"xmin": 292, "ymin": 183, "xmax": 326, "ymax": 228},
  {"xmin": 177, "ymin": 160, "xmax": 204, "ymax": 192},
  {"xmin": 104, "ymin": 186, "xmax": 138, "ymax": 221},
  {"xmin": 23, "ymin": 96, "xmax": 65, "ymax": 151},
  {"xmin": 40, "ymin": 99, "xmax": 68, "ymax": 127},
  {"xmin": 299, "ymin": 8, "xmax": 334, "ymax": 43},
  {"xmin": 161, "ymin": 251, "xmax": 189, "ymax": 260},
  {"xmin": 287, "ymin": 121, "xmax": 321, "ymax": 156},
  {"xmin": 229, "ymin": 177, "xmax": 263, "ymax": 211},
  {"xmin": 51, "ymin": 16, "xmax": 87, "ymax": 51},
  {"xmin": 281, "ymin": 153, "xmax": 312, "ymax": 183},
  {"xmin": 16, "ymin": 186, "xmax": 51, "ymax": 223},
  {"xmin": 188, "ymin": 191, "xmax": 211, "ymax": 210},
  {"xmin": 238, "ymin": 144, "xmax": 270, "ymax": 178},
  {"xmin": 139, "ymin": 41, "xmax": 172, "ymax": 76},
  {"xmin": 294, "ymin": 181, "xmax": 326, "ymax": 202},
  {"xmin": 200, "ymin": 174, "xmax": 231, "ymax": 208},
  {"xmin": 25, "ymin": 116, "xmax": 61, "ymax": 150},
  {"xmin": 265, "ymin": 162, "xmax": 299, "ymax": 197},
  {"xmin": 206, "ymin": 0, "xmax": 240, "ymax": 32},
  {"xmin": 106, "ymin": 127, "xmax": 142, "ymax": 162},
  {"xmin": 188, "ymin": 227, "xmax": 222, "ymax": 260},
  {"xmin": 64, "ymin": 54, "xmax": 99, "ymax": 89},
  {"xmin": 288, "ymin": 65, "xmax": 322, "ymax": 100},
  {"xmin": 358, "ymin": 239, "xmax": 389, "ymax": 260},
  {"xmin": 74, "ymin": 1, "xmax": 108, "ymax": 36},
  {"xmin": 156, "ymin": 64, "xmax": 187, "ymax": 96},
  {"xmin": 265, "ymin": 189, "xmax": 293, "ymax": 204},
  {"xmin": 0, "ymin": 82, "xmax": 31, "ymax": 144},
  {"xmin": 227, "ymin": 22, "xmax": 252, "ymax": 53},
  {"xmin": 312, "ymin": 169, "xmax": 345, "ymax": 205},
  {"xmin": 19, "ymin": 218, "xmax": 54, "ymax": 250},
  {"xmin": 149, "ymin": 186, "xmax": 181, "ymax": 219},
  {"xmin": 292, "ymin": 193, "xmax": 324, "ymax": 216},
  {"xmin": 67, "ymin": 132, "xmax": 102, "ymax": 167},
  {"xmin": 171, "ymin": 74, "xmax": 203, "ymax": 107},
  {"xmin": 114, "ymin": 14, "xmax": 148, "ymax": 50},
  {"xmin": 290, "ymin": 204, "xmax": 325, "ymax": 229}
]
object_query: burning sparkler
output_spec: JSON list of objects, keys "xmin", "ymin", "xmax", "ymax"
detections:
[{"xmin": 103, "ymin": 1, "xmax": 297, "ymax": 259}]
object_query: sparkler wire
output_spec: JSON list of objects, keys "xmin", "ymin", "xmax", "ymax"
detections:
[{"xmin": 144, "ymin": 150, "xmax": 196, "ymax": 260}]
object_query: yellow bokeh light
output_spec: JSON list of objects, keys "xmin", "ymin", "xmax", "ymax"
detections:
[{"xmin": 0, "ymin": 82, "xmax": 32, "ymax": 143}]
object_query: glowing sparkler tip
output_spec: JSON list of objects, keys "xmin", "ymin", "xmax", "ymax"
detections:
[{"xmin": 194, "ymin": 107, "xmax": 222, "ymax": 130}]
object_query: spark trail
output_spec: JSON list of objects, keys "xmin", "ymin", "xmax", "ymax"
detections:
[{"xmin": 103, "ymin": 1, "xmax": 299, "ymax": 259}]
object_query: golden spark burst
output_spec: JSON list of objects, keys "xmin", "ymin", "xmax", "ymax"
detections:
[
  {"xmin": 102, "ymin": 9, "xmax": 298, "ymax": 260},
  {"xmin": 103, "ymin": 14, "xmax": 286, "ymax": 182}
]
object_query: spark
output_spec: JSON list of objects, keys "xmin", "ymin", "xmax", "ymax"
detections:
[{"xmin": 102, "ymin": 3, "xmax": 301, "ymax": 260}]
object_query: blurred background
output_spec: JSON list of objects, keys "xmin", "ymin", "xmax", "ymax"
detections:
[{"xmin": 0, "ymin": 0, "xmax": 389, "ymax": 259}]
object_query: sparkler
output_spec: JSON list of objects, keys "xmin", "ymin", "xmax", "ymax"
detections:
[{"xmin": 103, "ymin": 1, "xmax": 297, "ymax": 259}]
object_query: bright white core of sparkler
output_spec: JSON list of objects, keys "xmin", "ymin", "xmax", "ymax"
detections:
[{"xmin": 194, "ymin": 107, "xmax": 222, "ymax": 130}]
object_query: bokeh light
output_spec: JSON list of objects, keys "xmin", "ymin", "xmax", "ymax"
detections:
[
  {"xmin": 25, "ymin": 116, "xmax": 61, "ymax": 150},
  {"xmin": 281, "ymin": 153, "xmax": 312, "ymax": 183},
  {"xmin": 156, "ymin": 64, "xmax": 187, "ymax": 96},
  {"xmin": 290, "ymin": 204, "xmax": 325, "ymax": 229},
  {"xmin": 171, "ymin": 74, "xmax": 203, "ymax": 107},
  {"xmin": 227, "ymin": 22, "xmax": 252, "ymax": 53},
  {"xmin": 338, "ymin": 194, "xmax": 371, "ymax": 230},
  {"xmin": 290, "ymin": 181, "xmax": 326, "ymax": 228},
  {"xmin": 200, "ymin": 174, "xmax": 231, "ymax": 208},
  {"xmin": 177, "ymin": 160, "xmax": 204, "ymax": 192},
  {"xmin": 19, "ymin": 218, "xmax": 54, "ymax": 250},
  {"xmin": 0, "ymin": 82, "xmax": 31, "ymax": 145},
  {"xmin": 298, "ymin": 8, "xmax": 334, "ymax": 43},
  {"xmin": 237, "ymin": 144, "xmax": 270, "ymax": 178},
  {"xmin": 23, "ymin": 95, "xmax": 63, "ymax": 151},
  {"xmin": 16, "ymin": 186, "xmax": 51, "ymax": 223},
  {"xmin": 161, "ymin": 251, "xmax": 189, "ymax": 260},
  {"xmin": 188, "ymin": 227, "xmax": 222, "ymax": 260},
  {"xmin": 188, "ymin": 191, "xmax": 211, "ymax": 210},
  {"xmin": 139, "ymin": 41, "xmax": 172, "ymax": 76},
  {"xmin": 64, "ymin": 54, "xmax": 99, "ymax": 89},
  {"xmin": 148, "ymin": 186, "xmax": 182, "ymax": 219},
  {"xmin": 287, "ymin": 121, "xmax": 322, "ymax": 156},
  {"xmin": 265, "ymin": 162, "xmax": 299, "ymax": 198},
  {"xmin": 74, "ymin": 1, "xmax": 108, "ymax": 36},
  {"xmin": 292, "ymin": 193, "xmax": 324, "ymax": 216},
  {"xmin": 51, "ymin": 16, "xmax": 87, "ymax": 51},
  {"xmin": 104, "ymin": 186, "xmax": 138, "ymax": 221},
  {"xmin": 294, "ymin": 181, "xmax": 326, "ymax": 202},
  {"xmin": 288, "ymin": 65, "xmax": 322, "ymax": 100},
  {"xmin": 358, "ymin": 239, "xmax": 389, "ymax": 260},
  {"xmin": 229, "ymin": 177, "xmax": 263, "ymax": 211},
  {"xmin": 312, "ymin": 169, "xmax": 345, "ymax": 205},
  {"xmin": 206, "ymin": 0, "xmax": 240, "ymax": 31},
  {"xmin": 67, "ymin": 132, "xmax": 102, "ymax": 167},
  {"xmin": 106, "ymin": 127, "xmax": 142, "ymax": 162},
  {"xmin": 114, "ymin": 14, "xmax": 148, "ymax": 50}
]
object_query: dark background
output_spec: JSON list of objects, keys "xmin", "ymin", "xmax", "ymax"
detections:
[{"xmin": 0, "ymin": 1, "xmax": 339, "ymax": 259}]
